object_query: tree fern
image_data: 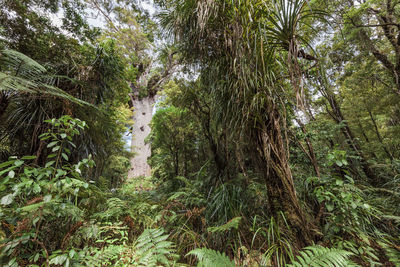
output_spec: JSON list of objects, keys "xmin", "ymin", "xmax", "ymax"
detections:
[
  {"xmin": 187, "ymin": 248, "xmax": 235, "ymax": 267},
  {"xmin": 0, "ymin": 49, "xmax": 92, "ymax": 107},
  {"xmin": 287, "ymin": 245, "xmax": 359, "ymax": 267}
]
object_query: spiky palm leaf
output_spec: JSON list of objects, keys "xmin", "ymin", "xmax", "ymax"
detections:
[{"xmin": 260, "ymin": 0, "xmax": 324, "ymax": 50}]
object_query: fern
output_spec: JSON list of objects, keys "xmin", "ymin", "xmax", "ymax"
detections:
[
  {"xmin": 103, "ymin": 197, "xmax": 127, "ymax": 220},
  {"xmin": 379, "ymin": 241, "xmax": 400, "ymax": 265},
  {"xmin": 85, "ymin": 245, "xmax": 126, "ymax": 266},
  {"xmin": 83, "ymin": 228, "xmax": 178, "ymax": 266},
  {"xmin": 131, "ymin": 228, "xmax": 178, "ymax": 266},
  {"xmin": 287, "ymin": 245, "xmax": 359, "ymax": 267},
  {"xmin": 0, "ymin": 49, "xmax": 92, "ymax": 107},
  {"xmin": 187, "ymin": 248, "xmax": 235, "ymax": 267},
  {"xmin": 207, "ymin": 217, "xmax": 242, "ymax": 233}
]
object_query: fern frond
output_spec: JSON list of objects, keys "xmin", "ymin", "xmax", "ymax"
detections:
[
  {"xmin": 0, "ymin": 49, "xmax": 94, "ymax": 107},
  {"xmin": 379, "ymin": 241, "xmax": 400, "ymax": 265},
  {"xmin": 287, "ymin": 245, "xmax": 359, "ymax": 267},
  {"xmin": 187, "ymin": 248, "xmax": 235, "ymax": 267},
  {"xmin": 85, "ymin": 245, "xmax": 126, "ymax": 266},
  {"xmin": 133, "ymin": 228, "xmax": 178, "ymax": 267},
  {"xmin": 207, "ymin": 217, "xmax": 242, "ymax": 233}
]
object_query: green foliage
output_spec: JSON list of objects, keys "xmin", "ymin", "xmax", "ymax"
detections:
[
  {"xmin": 261, "ymin": 216, "xmax": 294, "ymax": 267},
  {"xmin": 2, "ymin": 0, "xmax": 400, "ymax": 266},
  {"xmin": 335, "ymin": 239, "xmax": 380, "ymax": 265},
  {"xmin": 86, "ymin": 228, "xmax": 178, "ymax": 267},
  {"xmin": 207, "ymin": 217, "xmax": 241, "ymax": 233},
  {"xmin": 100, "ymin": 155, "xmax": 131, "ymax": 189},
  {"xmin": 0, "ymin": 116, "xmax": 93, "ymax": 266},
  {"xmin": 310, "ymin": 174, "xmax": 377, "ymax": 236},
  {"xmin": 131, "ymin": 228, "xmax": 178, "ymax": 266},
  {"xmin": 187, "ymin": 248, "xmax": 234, "ymax": 267},
  {"xmin": 287, "ymin": 245, "xmax": 358, "ymax": 267},
  {"xmin": 149, "ymin": 106, "xmax": 202, "ymax": 182},
  {"xmin": 0, "ymin": 49, "xmax": 92, "ymax": 106},
  {"xmin": 0, "ymin": 0, "xmax": 132, "ymax": 183},
  {"xmin": 379, "ymin": 241, "xmax": 400, "ymax": 265}
]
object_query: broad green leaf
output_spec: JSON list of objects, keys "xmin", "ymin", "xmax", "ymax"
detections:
[
  {"xmin": 45, "ymin": 161, "xmax": 55, "ymax": 168},
  {"xmin": 43, "ymin": 195, "xmax": 52, "ymax": 202},
  {"xmin": 47, "ymin": 141, "xmax": 58, "ymax": 148},
  {"xmin": 8, "ymin": 170, "xmax": 15, "ymax": 178},
  {"xmin": 21, "ymin": 155, "xmax": 36, "ymax": 160},
  {"xmin": 62, "ymin": 153, "xmax": 69, "ymax": 161},
  {"xmin": 34, "ymin": 253, "xmax": 40, "ymax": 262},
  {"xmin": 14, "ymin": 160, "xmax": 24, "ymax": 167},
  {"xmin": 326, "ymin": 203, "xmax": 334, "ymax": 212},
  {"xmin": 1, "ymin": 194, "xmax": 14, "ymax": 205},
  {"xmin": 33, "ymin": 183, "xmax": 41, "ymax": 194},
  {"xmin": 0, "ymin": 161, "xmax": 14, "ymax": 169}
]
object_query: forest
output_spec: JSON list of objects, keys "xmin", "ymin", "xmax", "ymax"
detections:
[{"xmin": 1, "ymin": 0, "xmax": 400, "ymax": 266}]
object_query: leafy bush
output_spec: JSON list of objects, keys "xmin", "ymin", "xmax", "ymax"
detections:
[
  {"xmin": 85, "ymin": 228, "xmax": 178, "ymax": 267},
  {"xmin": 0, "ymin": 116, "xmax": 93, "ymax": 266}
]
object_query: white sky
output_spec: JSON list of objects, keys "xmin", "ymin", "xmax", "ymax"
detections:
[{"xmin": 49, "ymin": 1, "xmax": 156, "ymax": 30}]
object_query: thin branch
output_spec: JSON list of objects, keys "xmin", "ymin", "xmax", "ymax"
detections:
[
  {"xmin": 351, "ymin": 22, "xmax": 400, "ymax": 28},
  {"xmin": 89, "ymin": 0, "xmax": 119, "ymax": 32}
]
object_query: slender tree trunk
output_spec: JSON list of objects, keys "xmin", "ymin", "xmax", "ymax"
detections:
[
  {"xmin": 367, "ymin": 109, "xmax": 394, "ymax": 160},
  {"xmin": 319, "ymin": 86, "xmax": 379, "ymax": 185},
  {"xmin": 356, "ymin": 117, "xmax": 378, "ymax": 159},
  {"xmin": 174, "ymin": 150, "xmax": 179, "ymax": 176},
  {"xmin": 200, "ymin": 112, "xmax": 226, "ymax": 179},
  {"xmin": 0, "ymin": 92, "xmax": 9, "ymax": 118},
  {"xmin": 295, "ymin": 118, "xmax": 320, "ymax": 177}
]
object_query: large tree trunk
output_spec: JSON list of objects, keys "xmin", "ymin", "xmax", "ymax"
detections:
[{"xmin": 252, "ymin": 107, "xmax": 315, "ymax": 248}]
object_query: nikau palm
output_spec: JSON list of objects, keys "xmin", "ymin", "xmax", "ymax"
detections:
[{"xmin": 161, "ymin": 0, "xmax": 320, "ymax": 247}]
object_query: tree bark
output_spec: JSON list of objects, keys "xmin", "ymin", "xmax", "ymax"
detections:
[{"xmin": 252, "ymin": 107, "xmax": 315, "ymax": 248}]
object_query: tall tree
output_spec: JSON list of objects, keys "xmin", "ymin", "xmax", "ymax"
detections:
[{"xmin": 160, "ymin": 0, "xmax": 322, "ymax": 247}]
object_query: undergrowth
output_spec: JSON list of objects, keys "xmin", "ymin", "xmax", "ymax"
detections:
[{"xmin": 0, "ymin": 116, "xmax": 399, "ymax": 266}]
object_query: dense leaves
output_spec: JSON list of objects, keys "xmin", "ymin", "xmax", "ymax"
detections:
[{"xmin": 1, "ymin": 0, "xmax": 400, "ymax": 266}]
